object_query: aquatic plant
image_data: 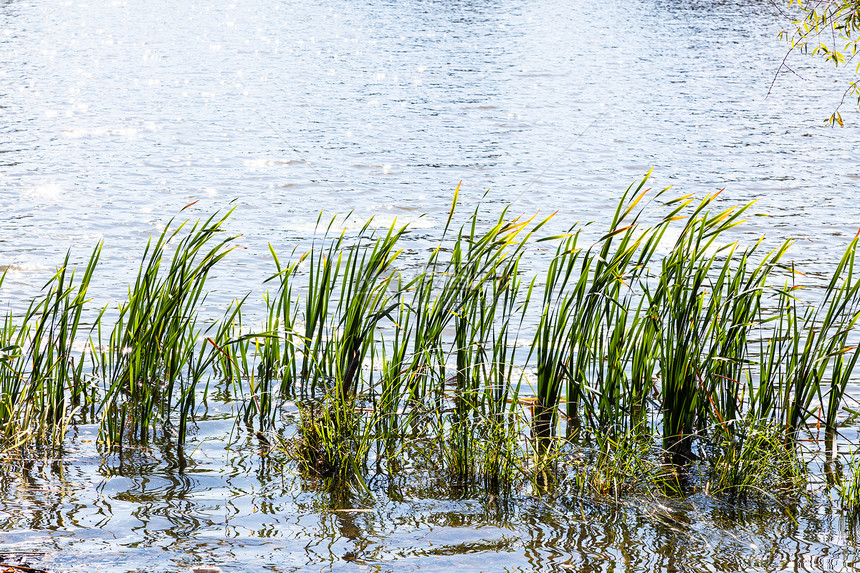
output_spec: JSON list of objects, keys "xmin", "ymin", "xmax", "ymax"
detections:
[
  {"xmin": 259, "ymin": 246, "xmax": 303, "ymax": 399},
  {"xmin": 3, "ymin": 176, "xmax": 860, "ymax": 518},
  {"xmin": 95, "ymin": 209, "xmax": 238, "ymax": 446},
  {"xmin": 706, "ymin": 419, "xmax": 807, "ymax": 500},
  {"xmin": 745, "ymin": 232, "xmax": 860, "ymax": 450},
  {"xmin": 0, "ymin": 246, "xmax": 101, "ymax": 447},
  {"xmin": 288, "ymin": 390, "xmax": 375, "ymax": 493},
  {"xmin": 647, "ymin": 194, "xmax": 754, "ymax": 460},
  {"xmin": 435, "ymin": 408, "xmax": 526, "ymax": 493},
  {"xmin": 702, "ymin": 239, "xmax": 791, "ymax": 444},
  {"xmin": 839, "ymin": 446, "xmax": 860, "ymax": 515},
  {"xmin": 568, "ymin": 425, "xmax": 663, "ymax": 499}
]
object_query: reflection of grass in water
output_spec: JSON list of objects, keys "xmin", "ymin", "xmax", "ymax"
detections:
[{"xmin": 5, "ymin": 174, "xmax": 860, "ymax": 516}]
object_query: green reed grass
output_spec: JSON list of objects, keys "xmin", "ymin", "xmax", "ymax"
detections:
[
  {"xmin": 568, "ymin": 425, "xmax": 663, "ymax": 499},
  {"xmin": 839, "ymin": 447, "xmax": 860, "ymax": 516},
  {"xmin": 289, "ymin": 391, "xmax": 374, "ymax": 491},
  {"xmin": 435, "ymin": 407, "xmax": 526, "ymax": 493},
  {"xmin": 95, "ymin": 209, "xmax": 237, "ymax": 446},
  {"xmin": 746, "ymin": 234, "xmax": 860, "ymax": 447},
  {"xmin": 260, "ymin": 245, "xmax": 303, "ymax": 398},
  {"xmin": 529, "ymin": 176, "xmax": 676, "ymax": 448},
  {"xmin": 0, "ymin": 246, "xmax": 101, "ymax": 447},
  {"xmin": 5, "ymin": 175, "xmax": 860, "ymax": 510},
  {"xmin": 702, "ymin": 239, "xmax": 790, "ymax": 443},
  {"xmin": 706, "ymin": 419, "xmax": 807, "ymax": 500},
  {"xmin": 646, "ymin": 195, "xmax": 754, "ymax": 459}
]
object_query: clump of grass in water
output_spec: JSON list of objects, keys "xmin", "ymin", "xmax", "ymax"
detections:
[
  {"xmin": 265, "ymin": 179, "xmax": 860, "ymax": 503},
  {"xmin": 706, "ymin": 419, "xmax": 807, "ymax": 500},
  {"xmin": 646, "ymin": 193, "xmax": 760, "ymax": 462},
  {"xmin": 0, "ymin": 246, "xmax": 101, "ymax": 448},
  {"xmin": 528, "ymin": 176, "xmax": 678, "ymax": 452},
  {"xmin": 271, "ymin": 192, "xmax": 553, "ymax": 489},
  {"xmin": 6, "ymin": 174, "xmax": 860, "ymax": 513},
  {"xmin": 95, "ymin": 208, "xmax": 238, "ymax": 447},
  {"xmin": 567, "ymin": 425, "xmax": 671, "ymax": 500},
  {"xmin": 839, "ymin": 447, "xmax": 860, "ymax": 516},
  {"xmin": 249, "ymin": 246, "xmax": 303, "ymax": 420},
  {"xmin": 272, "ymin": 217, "xmax": 407, "ymax": 488},
  {"xmin": 432, "ymin": 204, "xmax": 547, "ymax": 492},
  {"xmin": 435, "ymin": 407, "xmax": 530, "ymax": 495},
  {"xmin": 288, "ymin": 392, "xmax": 374, "ymax": 490}
]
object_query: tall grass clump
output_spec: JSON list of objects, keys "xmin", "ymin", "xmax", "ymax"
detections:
[
  {"xmin": 529, "ymin": 177, "xmax": 675, "ymax": 448},
  {"xmin": 271, "ymin": 217, "xmax": 406, "ymax": 486},
  {"xmin": 0, "ymin": 247, "xmax": 101, "ymax": 446},
  {"xmin": 785, "ymin": 235, "xmax": 860, "ymax": 443},
  {"xmin": 6, "ymin": 174, "xmax": 860, "ymax": 511},
  {"xmin": 95, "ymin": 209, "xmax": 238, "ymax": 447},
  {"xmin": 265, "ymin": 178, "xmax": 860, "ymax": 500},
  {"xmin": 272, "ymin": 192, "xmax": 556, "ymax": 489},
  {"xmin": 645, "ymin": 194, "xmax": 759, "ymax": 460},
  {"xmin": 568, "ymin": 425, "xmax": 666, "ymax": 499},
  {"xmin": 431, "ymin": 203, "xmax": 545, "ymax": 490},
  {"xmin": 290, "ymin": 392, "xmax": 375, "ymax": 490},
  {"xmin": 741, "ymin": 230, "xmax": 860, "ymax": 455},
  {"xmin": 706, "ymin": 419, "xmax": 807, "ymax": 500},
  {"xmin": 702, "ymin": 239, "xmax": 792, "ymax": 444}
]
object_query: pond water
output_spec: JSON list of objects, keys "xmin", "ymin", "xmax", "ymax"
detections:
[
  {"xmin": 5, "ymin": 421, "xmax": 860, "ymax": 573},
  {"xmin": 2, "ymin": 0, "xmax": 860, "ymax": 570}
]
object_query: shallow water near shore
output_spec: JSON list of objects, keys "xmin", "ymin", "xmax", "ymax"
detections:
[
  {"xmin": 3, "ymin": 0, "xmax": 860, "ymax": 570},
  {"xmin": 1, "ymin": 0, "xmax": 859, "ymax": 303},
  {"xmin": 3, "ymin": 418, "xmax": 860, "ymax": 573}
]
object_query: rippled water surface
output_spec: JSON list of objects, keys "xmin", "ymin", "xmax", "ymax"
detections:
[
  {"xmin": 5, "ymin": 424, "xmax": 860, "ymax": 573},
  {"xmin": 2, "ymin": 0, "xmax": 860, "ymax": 570}
]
